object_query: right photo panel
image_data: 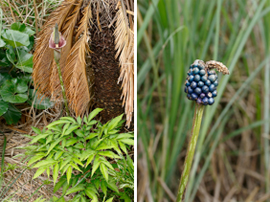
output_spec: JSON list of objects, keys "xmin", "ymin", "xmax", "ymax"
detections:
[{"xmin": 137, "ymin": 1, "xmax": 270, "ymax": 202}]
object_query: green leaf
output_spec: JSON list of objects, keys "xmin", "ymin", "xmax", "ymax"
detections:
[
  {"xmin": 0, "ymin": 73, "xmax": 12, "ymax": 86},
  {"xmin": 33, "ymin": 167, "xmax": 46, "ymax": 179},
  {"xmin": 99, "ymin": 151, "xmax": 120, "ymax": 159},
  {"xmin": 2, "ymin": 104, "xmax": 21, "ymax": 124},
  {"xmin": 15, "ymin": 49, "xmax": 33, "ymax": 73},
  {"xmin": 0, "ymin": 39, "xmax": 6, "ymax": 47},
  {"xmin": 47, "ymin": 138, "xmax": 63, "ymax": 154},
  {"xmin": 2, "ymin": 29, "xmax": 30, "ymax": 47},
  {"xmin": 119, "ymin": 139, "xmax": 134, "ymax": 145},
  {"xmin": 32, "ymin": 159, "xmax": 56, "ymax": 168},
  {"xmin": 53, "ymin": 163, "xmax": 59, "ymax": 184},
  {"xmin": 109, "ymin": 139, "xmax": 122, "ymax": 154},
  {"xmin": 85, "ymin": 187, "xmax": 98, "ymax": 201},
  {"xmin": 72, "ymin": 157, "xmax": 84, "ymax": 167},
  {"xmin": 70, "ymin": 162, "xmax": 82, "ymax": 172},
  {"xmin": 107, "ymin": 114, "xmax": 123, "ymax": 131},
  {"xmin": 10, "ymin": 22, "xmax": 35, "ymax": 36},
  {"xmin": 107, "ymin": 181, "xmax": 119, "ymax": 193},
  {"xmin": 91, "ymin": 155, "xmax": 101, "ymax": 176},
  {"xmin": 101, "ymin": 180, "xmax": 107, "ymax": 195},
  {"xmin": 105, "ymin": 197, "xmax": 114, "ymax": 202},
  {"xmin": 27, "ymin": 89, "xmax": 54, "ymax": 109},
  {"xmin": 85, "ymin": 133, "xmax": 98, "ymax": 140},
  {"xmin": 32, "ymin": 127, "xmax": 42, "ymax": 135},
  {"xmin": 47, "ymin": 120, "xmax": 69, "ymax": 128},
  {"xmin": 74, "ymin": 129, "xmax": 85, "ymax": 137},
  {"xmin": 54, "ymin": 178, "xmax": 66, "ymax": 193},
  {"xmin": 6, "ymin": 46, "xmax": 15, "ymax": 64},
  {"xmin": 65, "ymin": 138, "xmax": 78, "ymax": 147},
  {"xmin": 64, "ymin": 124, "xmax": 80, "ymax": 136},
  {"xmin": 0, "ymin": 79, "xmax": 28, "ymax": 103},
  {"xmin": 100, "ymin": 163, "xmax": 108, "ymax": 182},
  {"xmin": 66, "ymin": 184, "xmax": 85, "ymax": 195},
  {"xmin": 60, "ymin": 116, "xmax": 77, "ymax": 124},
  {"xmin": 54, "ymin": 151, "xmax": 64, "ymax": 160},
  {"xmin": 85, "ymin": 153, "xmax": 96, "ymax": 167},
  {"xmin": 66, "ymin": 166, "xmax": 72, "ymax": 184},
  {"xmin": 115, "ymin": 133, "xmax": 134, "ymax": 140},
  {"xmin": 0, "ymin": 100, "xmax": 9, "ymax": 116},
  {"xmin": 30, "ymin": 133, "xmax": 50, "ymax": 144},
  {"xmin": 88, "ymin": 108, "xmax": 103, "ymax": 122},
  {"xmin": 0, "ymin": 50, "xmax": 10, "ymax": 67},
  {"xmin": 119, "ymin": 141, "xmax": 128, "ymax": 154},
  {"xmin": 77, "ymin": 116, "xmax": 82, "ymax": 125},
  {"xmin": 28, "ymin": 155, "xmax": 44, "ymax": 166}
]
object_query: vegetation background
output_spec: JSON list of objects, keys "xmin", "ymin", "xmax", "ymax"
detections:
[{"xmin": 137, "ymin": 0, "xmax": 270, "ymax": 201}]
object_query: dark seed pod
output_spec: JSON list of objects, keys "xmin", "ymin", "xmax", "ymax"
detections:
[{"xmin": 185, "ymin": 59, "xmax": 228, "ymax": 106}]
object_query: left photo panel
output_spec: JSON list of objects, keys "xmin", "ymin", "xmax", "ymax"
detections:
[{"xmin": 0, "ymin": 0, "xmax": 134, "ymax": 201}]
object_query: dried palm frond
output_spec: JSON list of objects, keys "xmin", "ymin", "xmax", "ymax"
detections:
[
  {"xmin": 64, "ymin": 5, "xmax": 91, "ymax": 116},
  {"xmin": 114, "ymin": 0, "xmax": 134, "ymax": 127},
  {"xmin": 33, "ymin": 0, "xmax": 78, "ymax": 98}
]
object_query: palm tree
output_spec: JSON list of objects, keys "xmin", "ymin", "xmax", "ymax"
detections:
[{"xmin": 33, "ymin": 0, "xmax": 134, "ymax": 127}]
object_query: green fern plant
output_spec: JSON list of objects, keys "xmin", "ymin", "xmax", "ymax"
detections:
[{"xmin": 20, "ymin": 108, "xmax": 134, "ymax": 202}]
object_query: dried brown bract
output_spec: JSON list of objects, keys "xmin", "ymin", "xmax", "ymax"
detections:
[{"xmin": 206, "ymin": 60, "xmax": 230, "ymax": 75}]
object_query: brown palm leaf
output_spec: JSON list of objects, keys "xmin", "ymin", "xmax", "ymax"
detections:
[
  {"xmin": 63, "ymin": 5, "xmax": 91, "ymax": 116},
  {"xmin": 33, "ymin": 0, "xmax": 78, "ymax": 98},
  {"xmin": 114, "ymin": 1, "xmax": 134, "ymax": 127}
]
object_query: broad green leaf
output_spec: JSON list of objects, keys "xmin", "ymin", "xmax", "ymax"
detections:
[
  {"xmin": 33, "ymin": 167, "xmax": 46, "ymax": 179},
  {"xmin": 109, "ymin": 139, "xmax": 122, "ymax": 154},
  {"xmin": 32, "ymin": 159, "xmax": 56, "ymax": 168},
  {"xmin": 66, "ymin": 166, "xmax": 72, "ymax": 184},
  {"xmin": 2, "ymin": 104, "xmax": 21, "ymax": 124},
  {"xmin": 72, "ymin": 157, "xmax": 84, "ymax": 167},
  {"xmin": 100, "ymin": 163, "xmax": 108, "ymax": 182},
  {"xmin": 61, "ymin": 123, "xmax": 71, "ymax": 136},
  {"xmin": 0, "ymin": 73, "xmax": 12, "ymax": 86},
  {"xmin": 0, "ymin": 79, "xmax": 28, "ymax": 103},
  {"xmin": 27, "ymin": 89, "xmax": 54, "ymax": 109},
  {"xmin": 70, "ymin": 162, "xmax": 82, "ymax": 172},
  {"xmin": 60, "ymin": 117, "xmax": 77, "ymax": 124},
  {"xmin": 28, "ymin": 155, "xmax": 44, "ymax": 166},
  {"xmin": 91, "ymin": 155, "xmax": 101, "ymax": 176},
  {"xmin": 53, "ymin": 163, "xmax": 59, "ymax": 184},
  {"xmin": 46, "ymin": 134, "xmax": 53, "ymax": 145},
  {"xmin": 99, "ymin": 158, "xmax": 114, "ymax": 170},
  {"xmin": 64, "ymin": 124, "xmax": 80, "ymax": 135},
  {"xmin": 65, "ymin": 138, "xmax": 78, "ymax": 147},
  {"xmin": 47, "ymin": 120, "xmax": 69, "ymax": 128},
  {"xmin": 107, "ymin": 114, "xmax": 123, "ymax": 131},
  {"xmin": 32, "ymin": 127, "xmax": 42, "ymax": 135},
  {"xmin": 6, "ymin": 46, "xmax": 15, "ymax": 64},
  {"xmin": 10, "ymin": 22, "xmax": 35, "ymax": 36},
  {"xmin": 0, "ymin": 39, "xmax": 5, "ymax": 47},
  {"xmin": 85, "ymin": 133, "xmax": 98, "ymax": 140},
  {"xmin": 85, "ymin": 153, "xmax": 96, "ymax": 167},
  {"xmin": 74, "ymin": 142, "xmax": 84, "ymax": 149},
  {"xmin": 77, "ymin": 116, "xmax": 82, "ymax": 125},
  {"xmin": 107, "ymin": 180, "xmax": 119, "ymax": 193},
  {"xmin": 99, "ymin": 151, "xmax": 120, "ymax": 159},
  {"xmin": 65, "ymin": 184, "xmax": 85, "ymax": 195},
  {"xmin": 15, "ymin": 49, "xmax": 33, "ymax": 73},
  {"xmin": 88, "ymin": 108, "xmax": 103, "ymax": 122},
  {"xmin": 85, "ymin": 188, "xmax": 98, "ymax": 201},
  {"xmin": 60, "ymin": 158, "xmax": 71, "ymax": 170},
  {"xmin": 119, "ymin": 141, "xmax": 128, "ymax": 154},
  {"xmin": 105, "ymin": 197, "xmax": 114, "ymax": 202},
  {"xmin": 30, "ymin": 133, "xmax": 50, "ymax": 144},
  {"xmin": 0, "ymin": 100, "xmax": 9, "ymax": 116},
  {"xmin": 101, "ymin": 180, "xmax": 107, "ymax": 195},
  {"xmin": 74, "ymin": 129, "xmax": 84, "ymax": 137},
  {"xmin": 96, "ymin": 141, "xmax": 114, "ymax": 150},
  {"xmin": 2, "ymin": 29, "xmax": 30, "ymax": 47},
  {"xmin": 54, "ymin": 151, "xmax": 64, "ymax": 160},
  {"xmin": 120, "ymin": 139, "xmax": 134, "ymax": 145},
  {"xmin": 47, "ymin": 138, "xmax": 63, "ymax": 154},
  {"xmin": 114, "ymin": 133, "xmax": 134, "ymax": 140},
  {"xmin": 80, "ymin": 149, "xmax": 95, "ymax": 161}
]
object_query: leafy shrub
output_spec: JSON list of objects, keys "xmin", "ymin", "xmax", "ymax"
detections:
[
  {"xmin": 0, "ymin": 22, "xmax": 53, "ymax": 124},
  {"xmin": 22, "ymin": 108, "xmax": 134, "ymax": 202}
]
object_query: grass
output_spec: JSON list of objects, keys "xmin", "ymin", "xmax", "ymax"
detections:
[{"xmin": 137, "ymin": 0, "xmax": 270, "ymax": 201}]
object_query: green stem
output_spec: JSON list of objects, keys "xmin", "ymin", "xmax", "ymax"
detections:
[
  {"xmin": 54, "ymin": 52, "xmax": 70, "ymax": 116},
  {"xmin": 176, "ymin": 104, "xmax": 204, "ymax": 202}
]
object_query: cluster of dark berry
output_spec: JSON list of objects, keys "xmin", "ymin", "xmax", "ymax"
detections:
[{"xmin": 184, "ymin": 63, "xmax": 218, "ymax": 105}]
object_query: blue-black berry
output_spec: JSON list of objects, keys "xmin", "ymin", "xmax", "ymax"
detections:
[{"xmin": 184, "ymin": 60, "xmax": 226, "ymax": 106}]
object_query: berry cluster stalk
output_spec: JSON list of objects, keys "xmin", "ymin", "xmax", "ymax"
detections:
[{"xmin": 176, "ymin": 104, "xmax": 204, "ymax": 202}]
